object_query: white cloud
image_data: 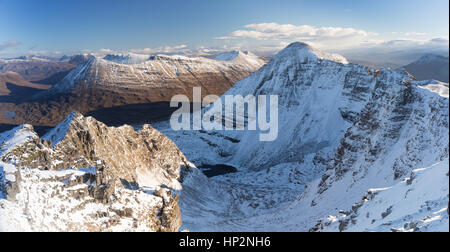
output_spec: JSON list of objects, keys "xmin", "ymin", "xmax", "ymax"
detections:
[
  {"xmin": 96, "ymin": 48, "xmax": 116, "ymax": 54},
  {"xmin": 404, "ymin": 32, "xmax": 428, "ymax": 36},
  {"xmin": 129, "ymin": 44, "xmax": 188, "ymax": 55},
  {"xmin": 3, "ymin": 25, "xmax": 447, "ymax": 67},
  {"xmin": 216, "ymin": 23, "xmax": 373, "ymax": 41},
  {"xmin": 214, "ymin": 23, "xmax": 381, "ymax": 51},
  {"xmin": 358, "ymin": 36, "xmax": 449, "ymax": 49},
  {"xmin": 213, "ymin": 23, "xmax": 449, "ymax": 62},
  {"xmin": 224, "ymin": 24, "xmax": 371, "ymax": 42},
  {"xmin": 389, "ymin": 32, "xmax": 428, "ymax": 37},
  {"xmin": 0, "ymin": 40, "xmax": 21, "ymax": 51}
]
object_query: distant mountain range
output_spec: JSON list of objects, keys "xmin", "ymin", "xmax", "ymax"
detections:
[
  {"xmin": 0, "ymin": 51, "xmax": 266, "ymax": 131},
  {"xmin": 401, "ymin": 54, "xmax": 449, "ymax": 83},
  {"xmin": 0, "ymin": 56, "xmax": 81, "ymax": 84}
]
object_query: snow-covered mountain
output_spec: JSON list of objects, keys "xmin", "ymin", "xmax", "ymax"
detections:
[
  {"xmin": 214, "ymin": 50, "xmax": 267, "ymax": 66},
  {"xmin": 153, "ymin": 42, "xmax": 449, "ymax": 232},
  {"xmin": 1, "ymin": 42, "xmax": 447, "ymax": 232},
  {"xmin": 1, "ymin": 52, "xmax": 265, "ymax": 129},
  {"xmin": 402, "ymin": 53, "xmax": 449, "ymax": 83},
  {"xmin": 47, "ymin": 53, "xmax": 264, "ymax": 96},
  {"xmin": 103, "ymin": 53, "xmax": 151, "ymax": 65},
  {"xmin": 0, "ymin": 112, "xmax": 193, "ymax": 231}
]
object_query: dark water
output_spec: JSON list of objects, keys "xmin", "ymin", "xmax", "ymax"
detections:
[
  {"xmin": 199, "ymin": 164, "xmax": 238, "ymax": 178},
  {"xmin": 86, "ymin": 102, "xmax": 178, "ymax": 126}
]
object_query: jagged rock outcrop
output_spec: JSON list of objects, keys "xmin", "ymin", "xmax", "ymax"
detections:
[{"xmin": 0, "ymin": 112, "xmax": 194, "ymax": 231}]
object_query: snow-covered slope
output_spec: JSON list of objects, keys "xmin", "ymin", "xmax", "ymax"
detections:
[
  {"xmin": 0, "ymin": 112, "xmax": 194, "ymax": 231},
  {"xmin": 103, "ymin": 53, "xmax": 151, "ymax": 65},
  {"xmin": 214, "ymin": 50, "xmax": 267, "ymax": 66},
  {"xmin": 312, "ymin": 159, "xmax": 449, "ymax": 232},
  {"xmin": 416, "ymin": 80, "xmax": 449, "ymax": 98},
  {"xmin": 214, "ymin": 51, "xmax": 244, "ymax": 61},
  {"xmin": 46, "ymin": 53, "xmax": 265, "ymax": 97},
  {"xmin": 153, "ymin": 42, "xmax": 449, "ymax": 232}
]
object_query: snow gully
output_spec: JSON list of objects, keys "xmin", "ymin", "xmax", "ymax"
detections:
[{"xmin": 170, "ymin": 87, "xmax": 279, "ymax": 141}]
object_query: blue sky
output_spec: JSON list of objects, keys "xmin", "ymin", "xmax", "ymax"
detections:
[{"xmin": 0, "ymin": 0, "xmax": 448, "ymax": 57}]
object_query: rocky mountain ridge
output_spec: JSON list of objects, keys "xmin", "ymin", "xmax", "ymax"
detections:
[{"xmin": 0, "ymin": 112, "xmax": 194, "ymax": 231}]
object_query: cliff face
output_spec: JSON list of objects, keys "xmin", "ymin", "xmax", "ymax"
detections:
[{"xmin": 0, "ymin": 112, "xmax": 193, "ymax": 231}]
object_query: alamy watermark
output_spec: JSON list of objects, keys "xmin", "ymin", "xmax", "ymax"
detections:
[{"xmin": 170, "ymin": 87, "xmax": 279, "ymax": 142}]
